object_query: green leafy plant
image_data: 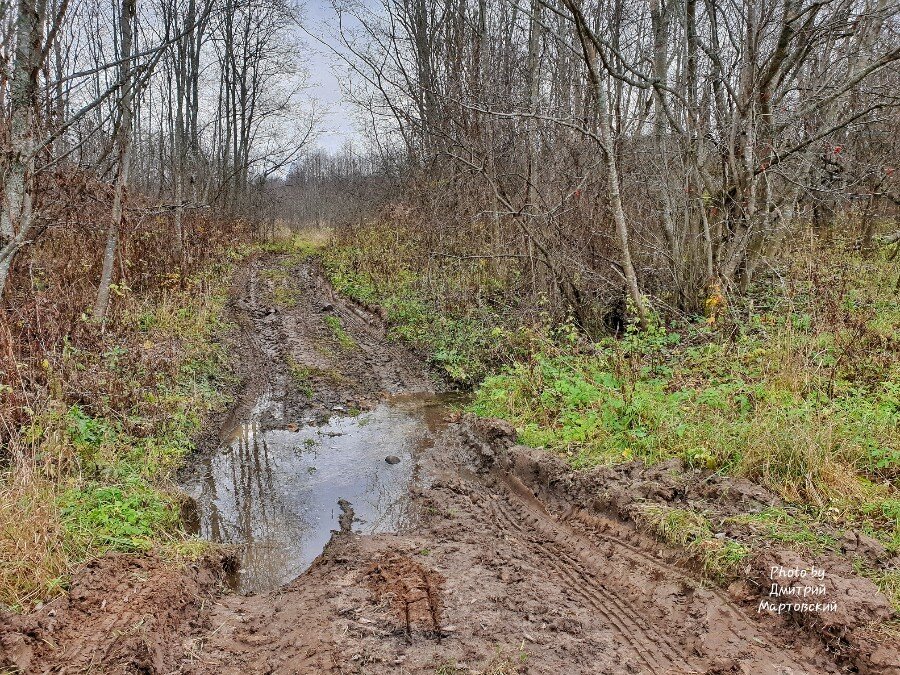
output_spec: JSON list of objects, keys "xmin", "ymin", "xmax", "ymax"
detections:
[{"xmin": 59, "ymin": 480, "xmax": 178, "ymax": 553}]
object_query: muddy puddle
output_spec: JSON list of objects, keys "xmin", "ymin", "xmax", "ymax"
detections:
[{"xmin": 180, "ymin": 394, "xmax": 459, "ymax": 593}]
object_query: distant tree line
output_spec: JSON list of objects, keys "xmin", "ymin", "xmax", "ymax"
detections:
[{"xmin": 267, "ymin": 145, "xmax": 399, "ymax": 228}]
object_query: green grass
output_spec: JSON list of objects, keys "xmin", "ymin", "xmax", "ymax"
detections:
[
  {"xmin": 323, "ymin": 315, "xmax": 356, "ymax": 350},
  {"xmin": 469, "ymin": 309, "xmax": 897, "ymax": 521},
  {"xmin": 286, "ymin": 356, "xmax": 315, "ymax": 397},
  {"xmin": 259, "ymin": 228, "xmax": 330, "ymax": 257},
  {"xmin": 469, "ymin": 341, "xmax": 897, "ymax": 549},
  {"xmin": 59, "ymin": 480, "xmax": 179, "ymax": 553},
  {"xmin": 55, "ymin": 282, "xmax": 231, "ymax": 549},
  {"xmin": 273, "ymin": 285, "xmax": 300, "ymax": 308},
  {"xmin": 321, "ymin": 233, "xmax": 535, "ymax": 383},
  {"xmin": 631, "ymin": 503, "xmax": 750, "ymax": 580},
  {"xmin": 854, "ymin": 559, "xmax": 900, "ymax": 613},
  {"xmin": 726, "ymin": 508, "xmax": 838, "ymax": 554},
  {"xmin": 1, "ymin": 262, "xmax": 234, "ymax": 610},
  {"xmin": 260, "ymin": 255, "xmax": 305, "ymax": 308}
]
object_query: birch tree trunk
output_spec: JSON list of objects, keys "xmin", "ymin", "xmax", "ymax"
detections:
[
  {"xmin": 0, "ymin": 0, "xmax": 46, "ymax": 297},
  {"xmin": 571, "ymin": 20, "xmax": 650, "ymax": 329}
]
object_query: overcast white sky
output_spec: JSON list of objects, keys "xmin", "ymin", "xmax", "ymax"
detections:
[{"xmin": 302, "ymin": 0, "xmax": 361, "ymax": 153}]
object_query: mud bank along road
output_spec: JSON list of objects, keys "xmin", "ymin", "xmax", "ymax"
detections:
[{"xmin": 3, "ymin": 253, "xmax": 897, "ymax": 674}]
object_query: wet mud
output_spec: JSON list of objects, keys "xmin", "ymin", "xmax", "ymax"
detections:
[
  {"xmin": 2, "ymin": 252, "xmax": 897, "ymax": 674},
  {"xmin": 181, "ymin": 394, "xmax": 459, "ymax": 593}
]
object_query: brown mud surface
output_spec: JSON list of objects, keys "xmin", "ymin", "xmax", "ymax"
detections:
[
  {"xmin": 3, "ymin": 253, "xmax": 898, "ymax": 674},
  {"xmin": 222, "ymin": 253, "xmax": 434, "ymax": 430}
]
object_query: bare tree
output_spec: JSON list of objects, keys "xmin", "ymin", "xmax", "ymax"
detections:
[
  {"xmin": 328, "ymin": 0, "xmax": 899, "ymax": 327},
  {"xmin": 92, "ymin": 0, "xmax": 136, "ymax": 322}
]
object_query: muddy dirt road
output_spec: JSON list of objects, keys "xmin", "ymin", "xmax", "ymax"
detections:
[{"xmin": 3, "ymin": 253, "xmax": 897, "ymax": 674}]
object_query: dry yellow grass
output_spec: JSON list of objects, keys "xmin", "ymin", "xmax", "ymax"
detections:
[{"xmin": 0, "ymin": 469, "xmax": 70, "ymax": 609}]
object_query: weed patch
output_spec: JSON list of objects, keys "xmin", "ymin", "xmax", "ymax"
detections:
[
  {"xmin": 632, "ymin": 503, "xmax": 749, "ymax": 580},
  {"xmin": 323, "ymin": 315, "xmax": 357, "ymax": 350},
  {"xmin": 725, "ymin": 508, "xmax": 838, "ymax": 554},
  {"xmin": 854, "ymin": 559, "xmax": 900, "ymax": 613},
  {"xmin": 286, "ymin": 356, "xmax": 315, "ymax": 397},
  {"xmin": 0, "ymin": 263, "xmax": 234, "ymax": 610}
]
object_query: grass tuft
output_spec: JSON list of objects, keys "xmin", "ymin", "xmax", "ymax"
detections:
[
  {"xmin": 323, "ymin": 315, "xmax": 356, "ymax": 350},
  {"xmin": 632, "ymin": 504, "xmax": 749, "ymax": 580}
]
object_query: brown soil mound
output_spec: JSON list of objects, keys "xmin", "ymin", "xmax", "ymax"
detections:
[{"xmin": 0, "ymin": 553, "xmax": 228, "ymax": 673}]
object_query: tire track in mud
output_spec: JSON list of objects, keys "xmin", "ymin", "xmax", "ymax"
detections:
[
  {"xmin": 443, "ymin": 446, "xmax": 838, "ymax": 674},
  {"xmin": 487, "ymin": 496, "xmax": 689, "ymax": 674},
  {"xmin": 561, "ymin": 507, "xmax": 759, "ymax": 645},
  {"xmin": 483, "ymin": 475, "xmax": 695, "ymax": 674}
]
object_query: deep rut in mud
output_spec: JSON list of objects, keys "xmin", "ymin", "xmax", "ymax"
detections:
[{"xmin": 3, "ymin": 252, "xmax": 897, "ymax": 675}]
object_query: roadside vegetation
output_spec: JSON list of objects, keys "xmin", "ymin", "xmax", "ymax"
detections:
[
  {"xmin": 321, "ymin": 226, "xmax": 538, "ymax": 383},
  {"xmin": 318, "ymin": 220, "xmax": 899, "ymax": 601},
  {"xmin": 1, "ymin": 0, "xmax": 897, "ymax": 638},
  {"xmin": 631, "ymin": 504, "xmax": 751, "ymax": 581},
  {"xmin": 0, "ymin": 268, "xmax": 234, "ymax": 609},
  {"xmin": 0, "ymin": 222, "xmax": 254, "ymax": 611}
]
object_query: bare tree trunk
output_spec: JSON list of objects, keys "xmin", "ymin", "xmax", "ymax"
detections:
[
  {"xmin": 571, "ymin": 20, "xmax": 650, "ymax": 328},
  {"xmin": 0, "ymin": 0, "xmax": 47, "ymax": 298},
  {"xmin": 650, "ymin": 0, "xmax": 678, "ymax": 273},
  {"xmin": 599, "ymin": 100, "xmax": 649, "ymax": 329},
  {"xmin": 93, "ymin": 0, "xmax": 136, "ymax": 322},
  {"xmin": 525, "ymin": 0, "xmax": 542, "ymax": 294}
]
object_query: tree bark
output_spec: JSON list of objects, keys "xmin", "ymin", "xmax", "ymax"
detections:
[
  {"xmin": 569, "ymin": 14, "xmax": 650, "ymax": 329},
  {"xmin": 93, "ymin": 0, "xmax": 136, "ymax": 322},
  {"xmin": 0, "ymin": 0, "xmax": 47, "ymax": 298}
]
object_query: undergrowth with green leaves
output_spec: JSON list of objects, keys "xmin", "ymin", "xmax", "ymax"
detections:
[
  {"xmin": 467, "ymin": 246, "xmax": 899, "ymax": 560},
  {"xmin": 318, "ymin": 224, "xmax": 898, "ymax": 597},
  {"xmin": 1, "ymin": 253, "xmax": 242, "ymax": 610},
  {"xmin": 321, "ymin": 227, "xmax": 536, "ymax": 383}
]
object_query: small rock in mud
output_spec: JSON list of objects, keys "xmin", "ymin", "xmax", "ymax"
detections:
[
  {"xmin": 385, "ymin": 455, "xmax": 401, "ymax": 465},
  {"xmin": 321, "ymin": 302, "xmax": 334, "ymax": 311}
]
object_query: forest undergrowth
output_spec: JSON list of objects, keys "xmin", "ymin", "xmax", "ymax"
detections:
[{"xmin": 0, "ymin": 215, "xmax": 254, "ymax": 611}]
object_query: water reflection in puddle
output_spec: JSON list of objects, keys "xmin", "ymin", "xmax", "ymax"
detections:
[{"xmin": 181, "ymin": 394, "xmax": 458, "ymax": 593}]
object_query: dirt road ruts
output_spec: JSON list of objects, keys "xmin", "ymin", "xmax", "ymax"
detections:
[{"xmin": 2, "ymin": 252, "xmax": 896, "ymax": 675}]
